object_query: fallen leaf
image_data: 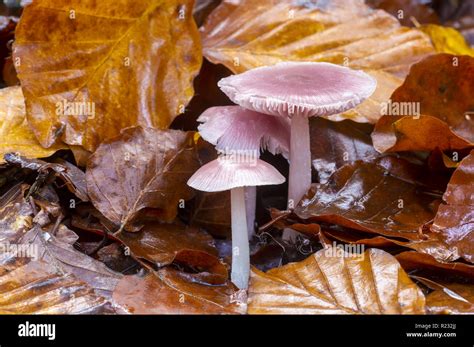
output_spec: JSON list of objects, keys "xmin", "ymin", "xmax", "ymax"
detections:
[
  {"xmin": 0, "ymin": 259, "xmax": 113, "ymax": 314},
  {"xmin": 0, "ymin": 87, "xmax": 65, "ymax": 163},
  {"xmin": 14, "ymin": 0, "xmax": 202, "ymax": 151},
  {"xmin": 113, "ymin": 268, "xmax": 245, "ymax": 314},
  {"xmin": 420, "ymin": 24, "xmax": 474, "ymax": 56},
  {"xmin": 86, "ymin": 127, "xmax": 200, "ymax": 231},
  {"xmin": 366, "ymin": 0, "xmax": 439, "ymax": 27},
  {"xmin": 425, "ymin": 283, "xmax": 474, "ymax": 314},
  {"xmin": 117, "ymin": 222, "xmax": 227, "ymax": 276},
  {"xmin": 372, "ymin": 54, "xmax": 474, "ymax": 152},
  {"xmin": 396, "ymin": 251, "xmax": 474, "ymax": 283},
  {"xmin": 294, "ymin": 157, "xmax": 442, "ymax": 241},
  {"xmin": 201, "ymin": 0, "xmax": 434, "ymax": 123},
  {"xmin": 248, "ymin": 247, "xmax": 425, "ymax": 314},
  {"xmin": 310, "ymin": 118, "xmax": 379, "ymax": 183},
  {"xmin": 432, "ymin": 150, "xmax": 474, "ymax": 263}
]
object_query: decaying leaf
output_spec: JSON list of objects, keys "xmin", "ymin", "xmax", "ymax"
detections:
[
  {"xmin": 113, "ymin": 268, "xmax": 245, "ymax": 314},
  {"xmin": 0, "ymin": 86, "xmax": 65, "ymax": 163},
  {"xmin": 117, "ymin": 222, "xmax": 227, "ymax": 276},
  {"xmin": 201, "ymin": 0, "xmax": 434, "ymax": 123},
  {"xmin": 248, "ymin": 247, "xmax": 425, "ymax": 314},
  {"xmin": 86, "ymin": 127, "xmax": 200, "ymax": 232},
  {"xmin": 432, "ymin": 151, "xmax": 474, "ymax": 263},
  {"xmin": 372, "ymin": 54, "xmax": 474, "ymax": 152},
  {"xmin": 14, "ymin": 0, "xmax": 202, "ymax": 151},
  {"xmin": 295, "ymin": 157, "xmax": 443, "ymax": 241}
]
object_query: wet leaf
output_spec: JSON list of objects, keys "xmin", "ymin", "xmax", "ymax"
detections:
[
  {"xmin": 86, "ymin": 127, "xmax": 200, "ymax": 231},
  {"xmin": 295, "ymin": 157, "xmax": 442, "ymax": 241},
  {"xmin": 426, "ymin": 283, "xmax": 474, "ymax": 314},
  {"xmin": 14, "ymin": 0, "xmax": 202, "ymax": 151},
  {"xmin": 117, "ymin": 222, "xmax": 227, "ymax": 276},
  {"xmin": 113, "ymin": 268, "xmax": 245, "ymax": 314},
  {"xmin": 0, "ymin": 259, "xmax": 113, "ymax": 314},
  {"xmin": 201, "ymin": 0, "xmax": 434, "ymax": 123},
  {"xmin": 396, "ymin": 251, "xmax": 474, "ymax": 283},
  {"xmin": 310, "ymin": 118, "xmax": 378, "ymax": 183},
  {"xmin": 248, "ymin": 247, "xmax": 425, "ymax": 314},
  {"xmin": 0, "ymin": 87, "xmax": 65, "ymax": 163},
  {"xmin": 432, "ymin": 151, "xmax": 474, "ymax": 263},
  {"xmin": 372, "ymin": 54, "xmax": 474, "ymax": 152},
  {"xmin": 420, "ymin": 24, "xmax": 474, "ymax": 56}
]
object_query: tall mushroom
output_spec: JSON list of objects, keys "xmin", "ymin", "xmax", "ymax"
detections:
[
  {"xmin": 218, "ymin": 62, "xmax": 377, "ymax": 207},
  {"xmin": 197, "ymin": 105, "xmax": 290, "ymax": 236},
  {"xmin": 187, "ymin": 155, "xmax": 285, "ymax": 289}
]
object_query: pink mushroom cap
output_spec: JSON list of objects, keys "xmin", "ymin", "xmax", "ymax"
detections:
[
  {"xmin": 218, "ymin": 62, "xmax": 377, "ymax": 118},
  {"xmin": 197, "ymin": 106, "xmax": 290, "ymax": 157},
  {"xmin": 187, "ymin": 156, "xmax": 285, "ymax": 193}
]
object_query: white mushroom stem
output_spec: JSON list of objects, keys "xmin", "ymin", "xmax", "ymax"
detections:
[
  {"xmin": 288, "ymin": 113, "xmax": 311, "ymax": 208},
  {"xmin": 231, "ymin": 186, "xmax": 250, "ymax": 289},
  {"xmin": 245, "ymin": 186, "xmax": 256, "ymax": 238}
]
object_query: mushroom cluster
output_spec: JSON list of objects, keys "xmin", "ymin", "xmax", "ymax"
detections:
[{"xmin": 188, "ymin": 62, "xmax": 376, "ymax": 290}]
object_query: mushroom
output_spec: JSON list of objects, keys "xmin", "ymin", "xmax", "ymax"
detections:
[
  {"xmin": 187, "ymin": 155, "xmax": 285, "ymax": 289},
  {"xmin": 218, "ymin": 62, "xmax": 377, "ymax": 207},
  {"xmin": 197, "ymin": 105, "xmax": 290, "ymax": 236}
]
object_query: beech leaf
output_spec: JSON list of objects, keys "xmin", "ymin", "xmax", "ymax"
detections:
[
  {"xmin": 248, "ymin": 247, "xmax": 425, "ymax": 314},
  {"xmin": 86, "ymin": 127, "xmax": 200, "ymax": 231},
  {"xmin": 14, "ymin": 0, "xmax": 202, "ymax": 151}
]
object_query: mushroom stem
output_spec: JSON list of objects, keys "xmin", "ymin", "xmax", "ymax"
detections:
[
  {"xmin": 288, "ymin": 113, "xmax": 311, "ymax": 208},
  {"xmin": 245, "ymin": 186, "xmax": 256, "ymax": 238},
  {"xmin": 231, "ymin": 186, "xmax": 250, "ymax": 289}
]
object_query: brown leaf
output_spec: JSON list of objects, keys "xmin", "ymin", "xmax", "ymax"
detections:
[
  {"xmin": 189, "ymin": 190, "xmax": 231, "ymax": 237},
  {"xmin": 117, "ymin": 222, "xmax": 227, "ymax": 276},
  {"xmin": 432, "ymin": 150, "xmax": 474, "ymax": 263},
  {"xmin": 201, "ymin": 0, "xmax": 433, "ymax": 123},
  {"xmin": 4, "ymin": 153, "xmax": 89, "ymax": 202},
  {"xmin": 0, "ymin": 259, "xmax": 112, "ymax": 314},
  {"xmin": 366, "ymin": 0, "xmax": 439, "ymax": 27},
  {"xmin": 426, "ymin": 283, "xmax": 474, "ymax": 314},
  {"xmin": 86, "ymin": 127, "xmax": 200, "ymax": 231},
  {"xmin": 14, "ymin": 0, "xmax": 202, "ymax": 151},
  {"xmin": 248, "ymin": 247, "xmax": 425, "ymax": 314},
  {"xmin": 0, "ymin": 184, "xmax": 118, "ymax": 313},
  {"xmin": 372, "ymin": 54, "xmax": 474, "ymax": 152},
  {"xmin": 294, "ymin": 157, "xmax": 442, "ymax": 241},
  {"xmin": 310, "ymin": 118, "xmax": 379, "ymax": 183},
  {"xmin": 0, "ymin": 87, "xmax": 66, "ymax": 163},
  {"xmin": 396, "ymin": 251, "xmax": 474, "ymax": 283},
  {"xmin": 113, "ymin": 268, "xmax": 245, "ymax": 314}
]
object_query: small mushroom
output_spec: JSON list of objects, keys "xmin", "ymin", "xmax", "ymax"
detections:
[
  {"xmin": 187, "ymin": 155, "xmax": 285, "ymax": 289},
  {"xmin": 218, "ymin": 62, "xmax": 377, "ymax": 207},
  {"xmin": 197, "ymin": 105, "xmax": 290, "ymax": 236}
]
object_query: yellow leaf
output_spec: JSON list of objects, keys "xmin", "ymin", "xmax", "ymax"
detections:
[
  {"xmin": 420, "ymin": 24, "xmax": 474, "ymax": 56},
  {"xmin": 0, "ymin": 87, "xmax": 66, "ymax": 164}
]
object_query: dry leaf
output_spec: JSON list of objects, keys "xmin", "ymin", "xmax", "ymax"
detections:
[
  {"xmin": 14, "ymin": 0, "xmax": 202, "ymax": 151},
  {"xmin": 113, "ymin": 268, "xmax": 245, "ymax": 314},
  {"xmin": 86, "ymin": 127, "xmax": 200, "ymax": 231},
  {"xmin": 420, "ymin": 24, "xmax": 474, "ymax": 56},
  {"xmin": 248, "ymin": 247, "xmax": 425, "ymax": 314},
  {"xmin": 0, "ymin": 86, "xmax": 65, "ymax": 163},
  {"xmin": 426, "ymin": 283, "xmax": 474, "ymax": 314}
]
